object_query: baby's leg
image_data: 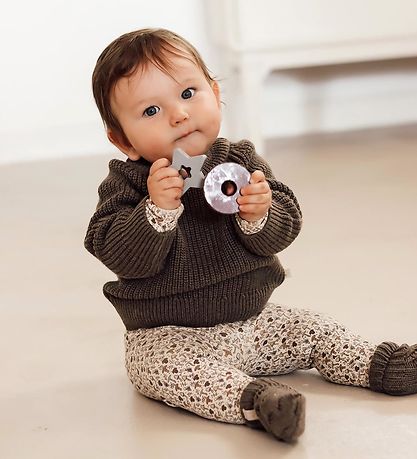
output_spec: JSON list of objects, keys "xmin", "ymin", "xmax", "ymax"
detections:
[
  {"xmin": 124, "ymin": 325, "xmax": 253, "ymax": 424},
  {"xmin": 124, "ymin": 322, "xmax": 306, "ymax": 442},
  {"xmin": 245, "ymin": 303, "xmax": 376, "ymax": 387}
]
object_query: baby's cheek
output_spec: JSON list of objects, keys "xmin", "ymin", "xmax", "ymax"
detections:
[{"xmin": 146, "ymin": 136, "xmax": 172, "ymax": 161}]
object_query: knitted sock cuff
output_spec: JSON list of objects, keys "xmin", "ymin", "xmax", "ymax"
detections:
[{"xmin": 369, "ymin": 341, "xmax": 399, "ymax": 392}]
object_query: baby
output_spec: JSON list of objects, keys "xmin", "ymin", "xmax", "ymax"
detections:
[{"xmin": 85, "ymin": 28, "xmax": 417, "ymax": 443}]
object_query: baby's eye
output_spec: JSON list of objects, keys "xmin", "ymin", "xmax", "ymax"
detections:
[
  {"xmin": 143, "ymin": 106, "xmax": 160, "ymax": 117},
  {"xmin": 181, "ymin": 88, "xmax": 195, "ymax": 99}
]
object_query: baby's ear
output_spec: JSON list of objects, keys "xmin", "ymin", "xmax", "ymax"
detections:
[
  {"xmin": 107, "ymin": 129, "xmax": 140, "ymax": 160},
  {"xmin": 211, "ymin": 81, "xmax": 221, "ymax": 107}
]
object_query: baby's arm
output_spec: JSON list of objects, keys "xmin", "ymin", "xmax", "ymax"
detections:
[
  {"xmin": 84, "ymin": 160, "xmax": 178, "ymax": 279},
  {"xmin": 230, "ymin": 142, "xmax": 302, "ymax": 256}
]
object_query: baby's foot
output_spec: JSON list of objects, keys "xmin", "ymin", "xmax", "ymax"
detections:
[
  {"xmin": 240, "ymin": 378, "xmax": 305, "ymax": 442},
  {"xmin": 369, "ymin": 342, "xmax": 417, "ymax": 395}
]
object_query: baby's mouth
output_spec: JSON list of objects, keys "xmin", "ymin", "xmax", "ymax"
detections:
[{"xmin": 177, "ymin": 130, "xmax": 196, "ymax": 141}]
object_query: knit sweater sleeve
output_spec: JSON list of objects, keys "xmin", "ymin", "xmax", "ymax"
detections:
[
  {"xmin": 229, "ymin": 140, "xmax": 302, "ymax": 256},
  {"xmin": 84, "ymin": 160, "xmax": 176, "ymax": 279}
]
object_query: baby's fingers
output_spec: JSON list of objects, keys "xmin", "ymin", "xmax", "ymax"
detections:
[
  {"xmin": 240, "ymin": 181, "xmax": 270, "ymax": 196},
  {"xmin": 149, "ymin": 158, "xmax": 171, "ymax": 176},
  {"xmin": 237, "ymin": 193, "xmax": 270, "ymax": 206},
  {"xmin": 250, "ymin": 170, "xmax": 266, "ymax": 184},
  {"xmin": 240, "ymin": 170, "xmax": 266, "ymax": 195},
  {"xmin": 160, "ymin": 176, "xmax": 184, "ymax": 191}
]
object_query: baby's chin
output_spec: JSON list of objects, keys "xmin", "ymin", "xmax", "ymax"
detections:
[{"xmin": 174, "ymin": 132, "xmax": 214, "ymax": 157}]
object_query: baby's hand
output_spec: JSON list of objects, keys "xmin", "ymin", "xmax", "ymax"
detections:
[
  {"xmin": 237, "ymin": 170, "xmax": 272, "ymax": 222},
  {"xmin": 147, "ymin": 158, "xmax": 184, "ymax": 210}
]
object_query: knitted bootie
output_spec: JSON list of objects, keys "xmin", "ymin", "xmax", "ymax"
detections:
[
  {"xmin": 240, "ymin": 378, "xmax": 306, "ymax": 442},
  {"xmin": 369, "ymin": 342, "xmax": 417, "ymax": 395}
]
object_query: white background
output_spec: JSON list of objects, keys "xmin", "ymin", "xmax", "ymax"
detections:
[
  {"xmin": 0, "ymin": 0, "xmax": 218, "ymax": 163},
  {"xmin": 1, "ymin": 0, "xmax": 416, "ymax": 164}
]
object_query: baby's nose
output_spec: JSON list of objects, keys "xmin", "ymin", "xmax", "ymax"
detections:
[{"xmin": 170, "ymin": 107, "xmax": 189, "ymax": 126}]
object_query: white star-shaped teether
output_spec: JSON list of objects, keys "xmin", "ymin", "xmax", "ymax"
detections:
[{"xmin": 171, "ymin": 148, "xmax": 207, "ymax": 195}]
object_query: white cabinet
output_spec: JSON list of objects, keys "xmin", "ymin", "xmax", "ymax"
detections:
[{"xmin": 207, "ymin": 0, "xmax": 417, "ymax": 152}]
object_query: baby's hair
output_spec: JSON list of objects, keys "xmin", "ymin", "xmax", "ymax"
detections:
[{"xmin": 92, "ymin": 28, "xmax": 215, "ymax": 146}]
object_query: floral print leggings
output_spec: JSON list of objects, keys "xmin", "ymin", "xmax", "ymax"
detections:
[{"xmin": 124, "ymin": 303, "xmax": 376, "ymax": 424}]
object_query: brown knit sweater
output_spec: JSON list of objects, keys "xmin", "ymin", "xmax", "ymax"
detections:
[{"xmin": 84, "ymin": 138, "xmax": 302, "ymax": 330}]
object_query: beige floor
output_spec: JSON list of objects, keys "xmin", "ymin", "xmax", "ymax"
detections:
[{"xmin": 1, "ymin": 125, "xmax": 417, "ymax": 459}]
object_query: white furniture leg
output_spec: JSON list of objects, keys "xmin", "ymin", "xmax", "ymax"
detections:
[{"xmin": 223, "ymin": 57, "xmax": 270, "ymax": 155}]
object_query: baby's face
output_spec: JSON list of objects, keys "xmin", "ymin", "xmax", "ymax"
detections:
[{"xmin": 110, "ymin": 53, "xmax": 222, "ymax": 162}]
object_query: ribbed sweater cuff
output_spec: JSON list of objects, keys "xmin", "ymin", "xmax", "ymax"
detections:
[{"xmin": 235, "ymin": 201, "xmax": 301, "ymax": 255}]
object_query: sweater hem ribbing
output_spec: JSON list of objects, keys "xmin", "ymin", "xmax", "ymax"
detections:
[{"xmin": 106, "ymin": 286, "xmax": 277, "ymax": 330}]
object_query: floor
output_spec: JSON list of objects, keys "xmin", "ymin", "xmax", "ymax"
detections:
[{"xmin": 1, "ymin": 124, "xmax": 417, "ymax": 459}]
